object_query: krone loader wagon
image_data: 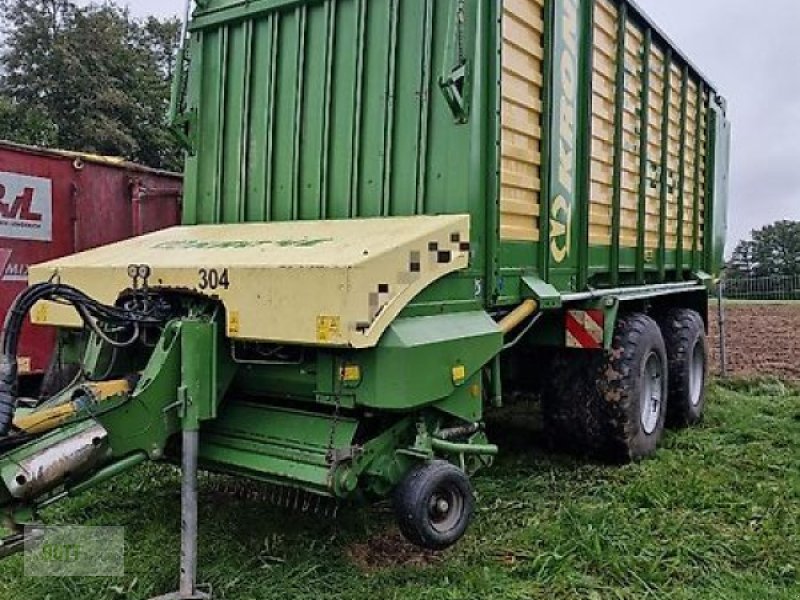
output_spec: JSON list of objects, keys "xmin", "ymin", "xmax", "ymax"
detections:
[{"xmin": 0, "ymin": 0, "xmax": 729, "ymax": 596}]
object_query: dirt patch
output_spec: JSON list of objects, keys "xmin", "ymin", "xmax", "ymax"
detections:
[
  {"xmin": 708, "ymin": 303, "xmax": 800, "ymax": 381},
  {"xmin": 346, "ymin": 529, "xmax": 444, "ymax": 571}
]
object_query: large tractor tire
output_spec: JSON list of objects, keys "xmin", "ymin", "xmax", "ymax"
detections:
[
  {"xmin": 659, "ymin": 309, "xmax": 707, "ymax": 427},
  {"xmin": 543, "ymin": 313, "xmax": 669, "ymax": 463},
  {"xmin": 392, "ymin": 460, "xmax": 474, "ymax": 551}
]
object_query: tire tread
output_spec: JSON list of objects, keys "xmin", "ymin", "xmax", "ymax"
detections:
[{"xmin": 543, "ymin": 313, "xmax": 668, "ymax": 462}]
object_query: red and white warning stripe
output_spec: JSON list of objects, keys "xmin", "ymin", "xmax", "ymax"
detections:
[{"xmin": 565, "ymin": 309, "xmax": 604, "ymax": 349}]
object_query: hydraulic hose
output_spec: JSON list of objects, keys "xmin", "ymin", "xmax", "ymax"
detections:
[
  {"xmin": 0, "ymin": 283, "xmax": 167, "ymax": 437},
  {"xmin": 0, "ymin": 355, "xmax": 17, "ymax": 440}
]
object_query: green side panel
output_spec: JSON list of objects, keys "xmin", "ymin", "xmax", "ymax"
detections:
[
  {"xmin": 354, "ymin": 311, "xmax": 502, "ymax": 411},
  {"xmin": 200, "ymin": 401, "xmax": 358, "ymax": 494},
  {"xmin": 435, "ymin": 372, "xmax": 483, "ymax": 422},
  {"xmin": 706, "ymin": 97, "xmax": 731, "ymax": 276},
  {"xmin": 180, "ymin": 0, "xmax": 729, "ymax": 307},
  {"xmin": 183, "ymin": 0, "xmax": 487, "ymax": 274},
  {"xmin": 581, "ymin": 1, "xmax": 728, "ymax": 292}
]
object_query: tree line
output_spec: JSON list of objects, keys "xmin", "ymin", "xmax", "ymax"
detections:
[
  {"xmin": 0, "ymin": 0, "xmax": 182, "ymax": 170},
  {"xmin": 725, "ymin": 220, "xmax": 800, "ymax": 300}
]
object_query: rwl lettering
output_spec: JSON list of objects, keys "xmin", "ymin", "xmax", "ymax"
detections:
[{"xmin": 0, "ymin": 186, "xmax": 42, "ymax": 222}]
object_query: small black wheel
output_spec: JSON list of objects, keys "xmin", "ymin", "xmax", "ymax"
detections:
[
  {"xmin": 660, "ymin": 309, "xmax": 707, "ymax": 427},
  {"xmin": 392, "ymin": 460, "xmax": 474, "ymax": 551}
]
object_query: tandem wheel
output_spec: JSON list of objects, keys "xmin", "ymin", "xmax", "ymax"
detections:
[
  {"xmin": 543, "ymin": 312, "xmax": 670, "ymax": 462},
  {"xmin": 659, "ymin": 308, "xmax": 708, "ymax": 427},
  {"xmin": 392, "ymin": 460, "xmax": 474, "ymax": 551}
]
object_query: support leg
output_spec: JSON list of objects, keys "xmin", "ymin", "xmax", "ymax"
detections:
[{"xmin": 150, "ymin": 429, "xmax": 210, "ymax": 600}]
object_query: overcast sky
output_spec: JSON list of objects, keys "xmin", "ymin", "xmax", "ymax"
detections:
[
  {"xmin": 636, "ymin": 0, "xmax": 800, "ymax": 250},
  {"xmin": 101, "ymin": 0, "xmax": 799, "ymax": 251}
]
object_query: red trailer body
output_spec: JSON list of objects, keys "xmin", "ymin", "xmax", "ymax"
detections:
[{"xmin": 0, "ymin": 141, "xmax": 182, "ymax": 376}]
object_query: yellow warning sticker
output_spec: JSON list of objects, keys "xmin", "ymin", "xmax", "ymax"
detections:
[
  {"xmin": 32, "ymin": 303, "xmax": 48, "ymax": 324},
  {"xmin": 340, "ymin": 364, "xmax": 361, "ymax": 383},
  {"xmin": 316, "ymin": 316, "xmax": 341, "ymax": 343},
  {"xmin": 228, "ymin": 310, "xmax": 241, "ymax": 336},
  {"xmin": 451, "ymin": 364, "xmax": 466, "ymax": 385}
]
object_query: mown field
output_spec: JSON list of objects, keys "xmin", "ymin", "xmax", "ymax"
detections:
[{"xmin": 0, "ymin": 379, "xmax": 798, "ymax": 600}]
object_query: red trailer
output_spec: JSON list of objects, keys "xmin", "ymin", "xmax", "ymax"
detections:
[{"xmin": 0, "ymin": 141, "xmax": 182, "ymax": 381}]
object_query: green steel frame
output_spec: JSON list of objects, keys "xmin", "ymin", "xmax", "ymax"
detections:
[
  {"xmin": 609, "ymin": 1, "xmax": 627, "ymax": 287},
  {"xmin": 635, "ymin": 28, "xmax": 651, "ymax": 285},
  {"xmin": 675, "ymin": 64, "xmax": 689, "ymax": 278}
]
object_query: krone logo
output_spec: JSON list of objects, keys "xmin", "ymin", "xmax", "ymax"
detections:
[
  {"xmin": 550, "ymin": 195, "xmax": 572, "ymax": 264},
  {"xmin": 550, "ymin": 0, "xmax": 578, "ymax": 265}
]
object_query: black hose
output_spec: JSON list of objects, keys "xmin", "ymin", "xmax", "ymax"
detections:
[
  {"xmin": 0, "ymin": 355, "xmax": 18, "ymax": 437},
  {"xmin": 0, "ymin": 283, "xmax": 167, "ymax": 437}
]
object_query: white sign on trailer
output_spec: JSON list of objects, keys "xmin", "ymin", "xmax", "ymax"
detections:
[{"xmin": 0, "ymin": 172, "xmax": 53, "ymax": 242}]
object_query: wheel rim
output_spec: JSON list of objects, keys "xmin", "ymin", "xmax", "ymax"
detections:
[
  {"xmin": 640, "ymin": 351, "xmax": 664, "ymax": 435},
  {"xmin": 428, "ymin": 483, "xmax": 464, "ymax": 534},
  {"xmin": 689, "ymin": 341, "xmax": 705, "ymax": 407}
]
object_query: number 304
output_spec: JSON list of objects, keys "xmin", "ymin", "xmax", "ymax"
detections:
[{"xmin": 198, "ymin": 268, "xmax": 231, "ymax": 291}]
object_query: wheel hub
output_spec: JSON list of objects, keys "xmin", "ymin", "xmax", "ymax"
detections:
[
  {"xmin": 428, "ymin": 485, "xmax": 463, "ymax": 534},
  {"xmin": 689, "ymin": 340, "xmax": 705, "ymax": 407},
  {"xmin": 640, "ymin": 351, "xmax": 664, "ymax": 435}
]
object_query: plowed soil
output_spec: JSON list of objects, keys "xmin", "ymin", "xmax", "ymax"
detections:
[
  {"xmin": 708, "ymin": 303, "xmax": 800, "ymax": 381},
  {"xmin": 346, "ymin": 529, "xmax": 444, "ymax": 571}
]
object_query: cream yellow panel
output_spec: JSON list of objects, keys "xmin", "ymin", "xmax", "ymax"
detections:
[
  {"xmin": 29, "ymin": 216, "xmax": 471, "ymax": 349},
  {"xmin": 618, "ymin": 20, "xmax": 644, "ymax": 250},
  {"xmin": 645, "ymin": 45, "xmax": 665, "ymax": 250},
  {"xmin": 590, "ymin": 0, "xmax": 619, "ymax": 247},
  {"xmin": 501, "ymin": 0, "xmax": 545, "ymax": 242}
]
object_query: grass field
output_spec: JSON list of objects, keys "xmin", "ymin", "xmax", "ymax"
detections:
[{"xmin": 0, "ymin": 379, "xmax": 798, "ymax": 599}]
